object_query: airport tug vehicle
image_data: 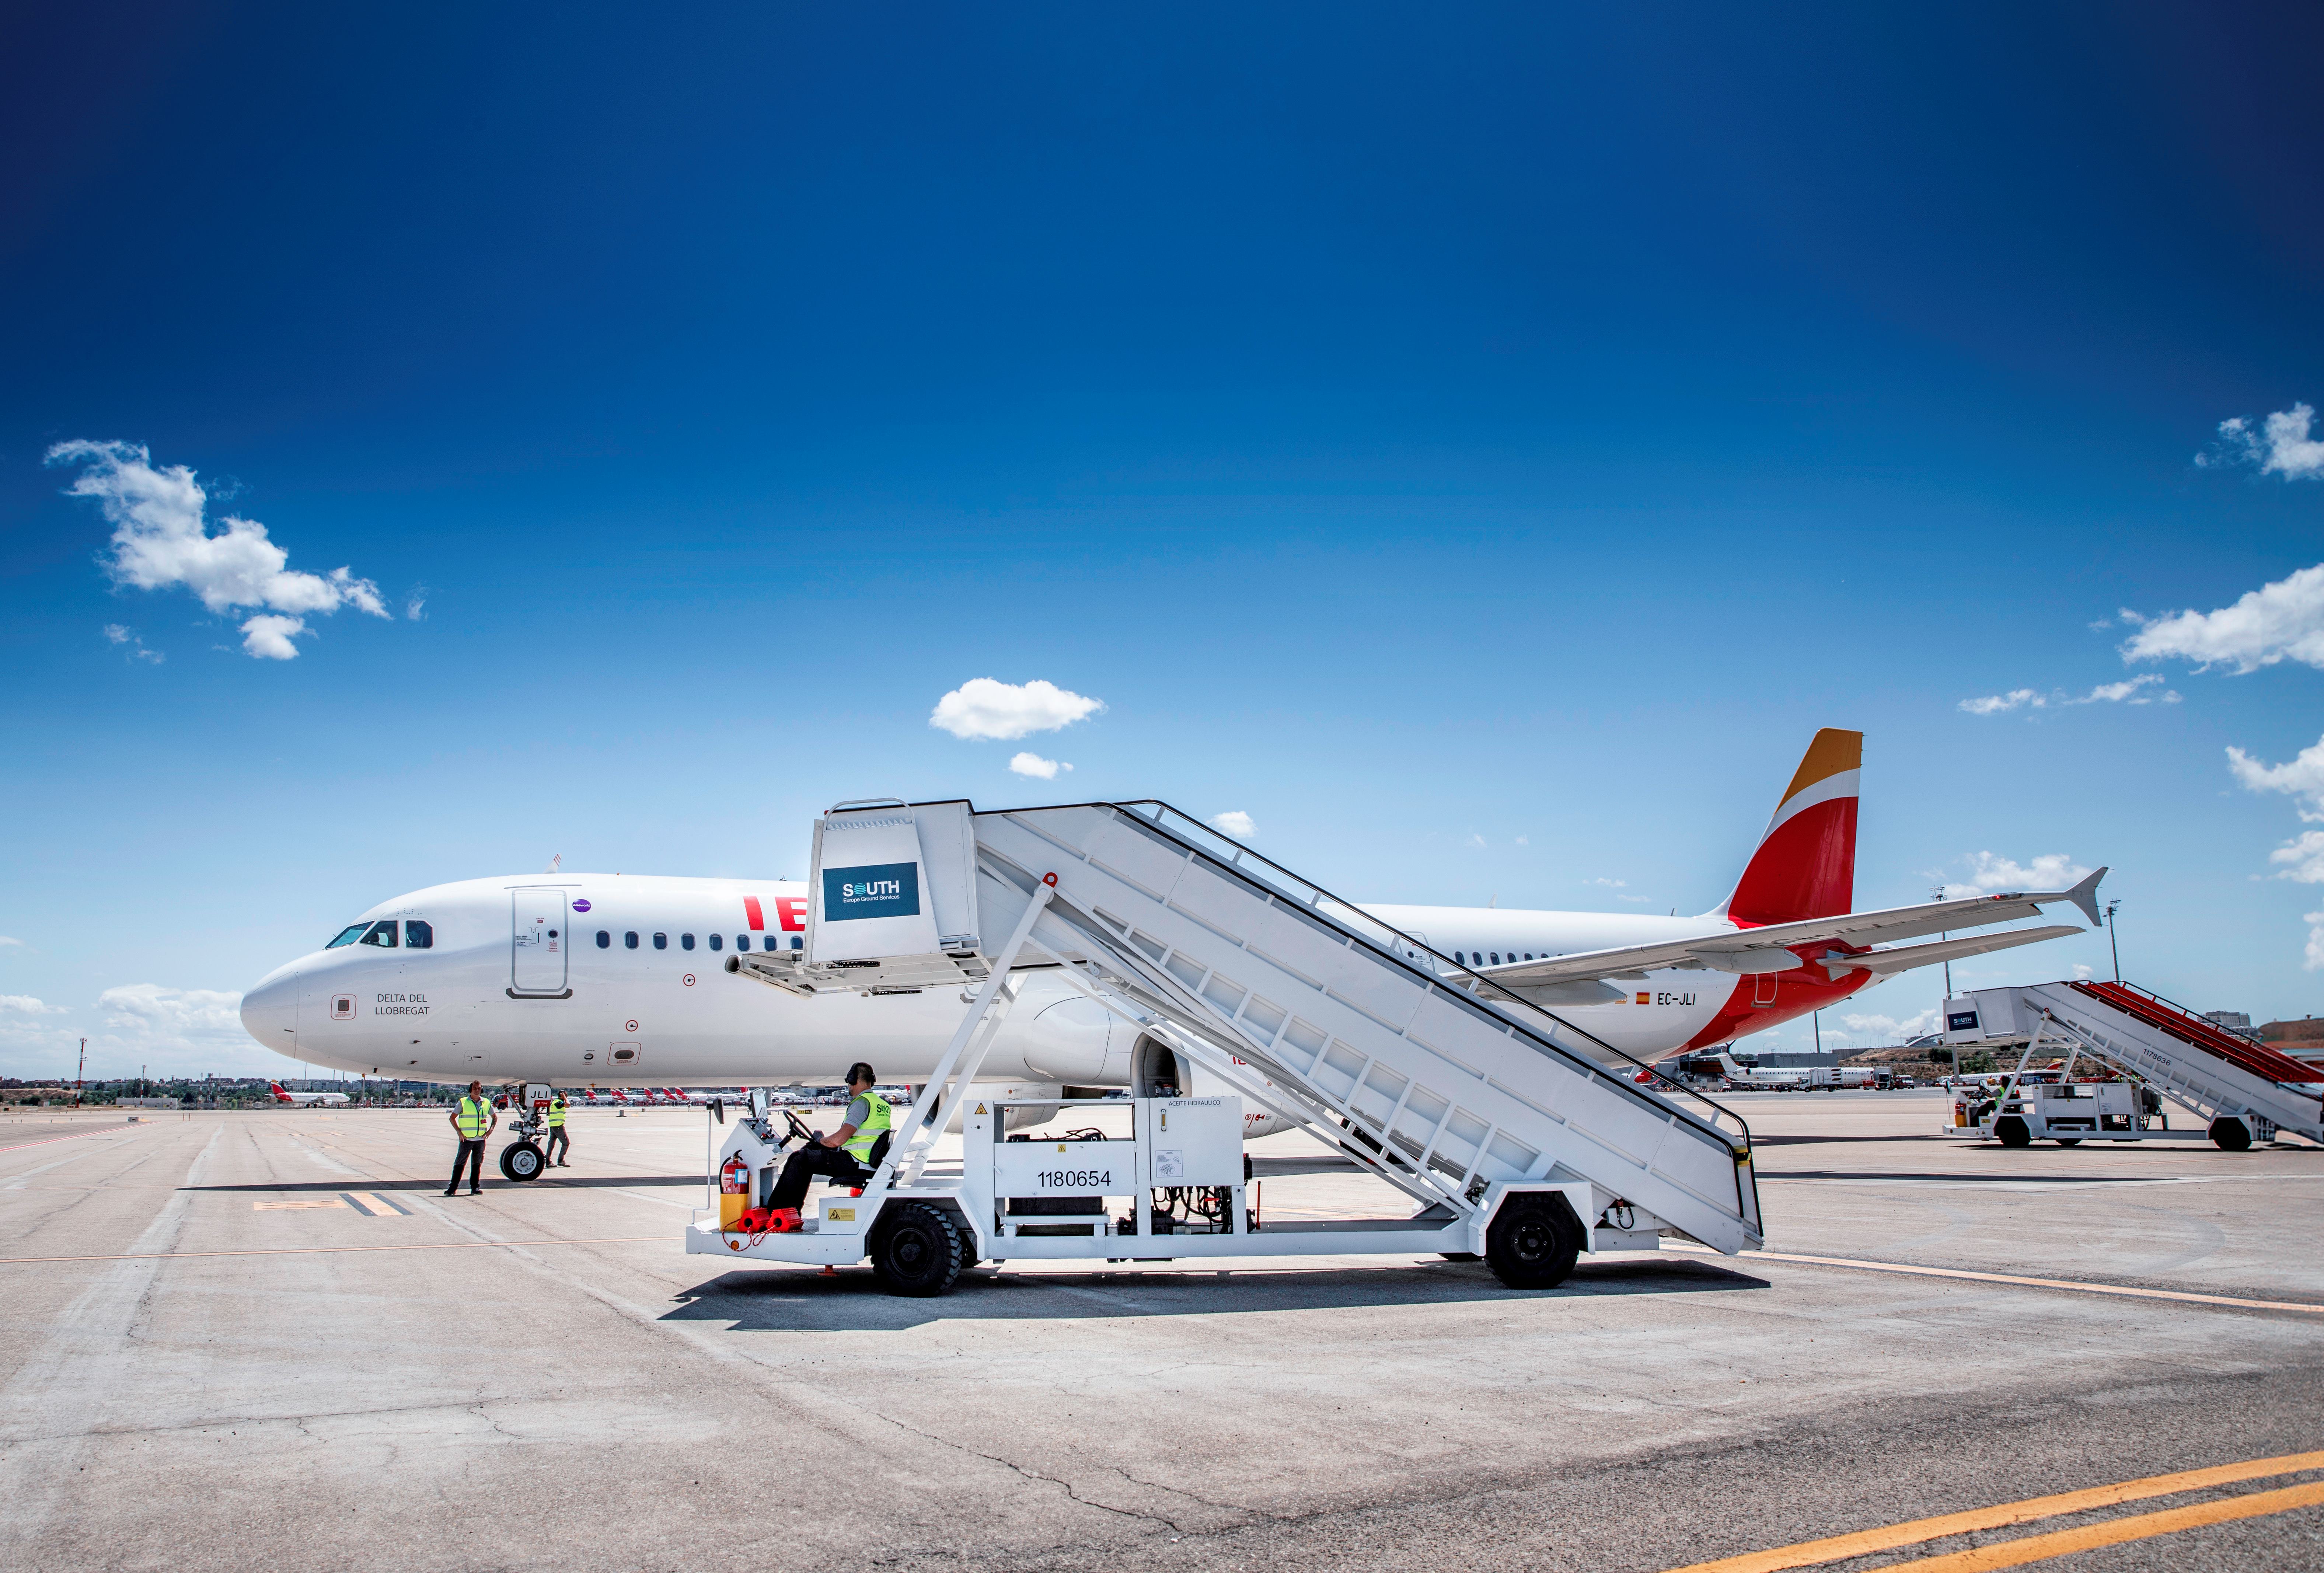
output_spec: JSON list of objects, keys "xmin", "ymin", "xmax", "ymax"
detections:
[{"xmin": 687, "ymin": 798, "xmax": 1762, "ymax": 1296}]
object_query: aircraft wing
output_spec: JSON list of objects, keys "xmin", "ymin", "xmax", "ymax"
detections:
[{"xmin": 1473, "ymin": 868, "xmax": 2105, "ymax": 988}]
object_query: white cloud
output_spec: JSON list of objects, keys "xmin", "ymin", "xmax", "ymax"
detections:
[
  {"xmin": 1958, "ymin": 675, "xmax": 2177, "ymax": 715},
  {"xmin": 1008, "ymin": 751, "xmax": 1071, "ymax": 779},
  {"xmin": 2228, "ymin": 733, "xmax": 2324, "ymax": 820},
  {"xmin": 1937, "ymin": 851, "xmax": 2092, "ymax": 898},
  {"xmin": 1210, "ymin": 810, "xmax": 1256, "ymax": 838},
  {"xmin": 1588, "ymin": 877, "xmax": 1627, "ymax": 888},
  {"xmin": 929, "ymin": 678, "xmax": 1104, "ymax": 741},
  {"xmin": 2226, "ymin": 735, "xmax": 2324, "ymax": 964},
  {"xmin": 1515, "ymin": 836, "xmax": 1529, "ymax": 847},
  {"xmin": 1835, "ymin": 1007, "xmax": 1940, "ymax": 1045},
  {"xmin": 1960, "ymin": 689, "xmax": 2044, "ymax": 716},
  {"xmin": 2199, "ymin": 403, "xmax": 2324, "ymax": 480},
  {"xmin": 47, "ymin": 440, "xmax": 388, "ymax": 660},
  {"xmin": 2267, "ymin": 832, "xmax": 2324, "ymax": 883},
  {"xmin": 405, "ymin": 587, "xmax": 428, "ymax": 620},
  {"xmin": 102, "ymin": 623, "xmax": 164, "ymax": 663},
  {"xmin": 2121, "ymin": 562, "xmax": 2324, "ymax": 675},
  {"xmin": 0, "ymin": 995, "xmax": 67, "ymax": 1015},
  {"xmin": 0, "ymin": 936, "xmax": 22, "ymax": 948},
  {"xmin": 2070, "ymin": 963, "xmax": 2094, "ymax": 981},
  {"xmin": 98, "ymin": 984, "xmax": 245, "ymax": 1039},
  {"xmin": 238, "ymin": 614, "xmax": 308, "ymax": 660}
]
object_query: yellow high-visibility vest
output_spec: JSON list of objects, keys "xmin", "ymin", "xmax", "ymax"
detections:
[
  {"xmin": 456, "ymin": 1096, "xmax": 490, "ymax": 1138},
  {"xmin": 545, "ymin": 1098, "xmax": 566, "ymax": 1128},
  {"xmin": 841, "ymin": 1092, "xmax": 891, "ymax": 1163}
]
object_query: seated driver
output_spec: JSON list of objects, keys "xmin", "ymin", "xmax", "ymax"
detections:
[{"xmin": 766, "ymin": 1062, "xmax": 890, "ymax": 1231}]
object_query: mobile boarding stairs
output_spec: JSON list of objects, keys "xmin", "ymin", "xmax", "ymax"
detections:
[
  {"xmin": 687, "ymin": 799, "xmax": 1760, "ymax": 1296},
  {"xmin": 1942, "ymin": 981, "xmax": 2324, "ymax": 1151}
]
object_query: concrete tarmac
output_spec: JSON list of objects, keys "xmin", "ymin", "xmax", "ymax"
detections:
[{"xmin": 3, "ymin": 1091, "xmax": 2320, "ymax": 1572}]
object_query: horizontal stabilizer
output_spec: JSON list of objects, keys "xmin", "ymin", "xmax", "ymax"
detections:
[
  {"xmin": 1477, "ymin": 872, "xmax": 2106, "ymax": 990},
  {"xmin": 1816, "ymin": 925, "xmax": 2084, "ymax": 980}
]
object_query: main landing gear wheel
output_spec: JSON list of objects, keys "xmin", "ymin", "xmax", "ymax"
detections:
[
  {"xmin": 1484, "ymin": 1194, "xmax": 1582, "ymax": 1290},
  {"xmin": 2209, "ymin": 1117, "xmax": 2253, "ymax": 1152},
  {"xmin": 499, "ymin": 1141, "xmax": 545, "ymax": 1182},
  {"xmin": 872, "ymin": 1202, "xmax": 964, "ymax": 1298},
  {"xmin": 1994, "ymin": 1116, "xmax": 2032, "ymax": 1149}
]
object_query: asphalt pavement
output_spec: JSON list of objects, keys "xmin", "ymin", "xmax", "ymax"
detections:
[{"xmin": 2, "ymin": 1091, "xmax": 2318, "ymax": 1572}]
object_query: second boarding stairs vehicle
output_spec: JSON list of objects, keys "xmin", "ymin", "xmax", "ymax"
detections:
[
  {"xmin": 1942, "ymin": 981, "xmax": 2324, "ymax": 1150},
  {"xmin": 689, "ymin": 797, "xmax": 1761, "ymax": 1296}
]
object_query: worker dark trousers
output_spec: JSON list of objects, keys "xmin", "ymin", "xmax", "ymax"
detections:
[
  {"xmin": 545, "ymin": 1127, "xmax": 569, "ymax": 1164},
  {"xmin": 449, "ymin": 1138, "xmax": 486, "ymax": 1191},
  {"xmin": 769, "ymin": 1146, "xmax": 870, "ymax": 1211}
]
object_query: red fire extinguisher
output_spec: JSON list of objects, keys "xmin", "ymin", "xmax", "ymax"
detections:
[{"xmin": 719, "ymin": 1152, "xmax": 752, "ymax": 1230}]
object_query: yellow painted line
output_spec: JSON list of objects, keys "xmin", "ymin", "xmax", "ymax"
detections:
[
  {"xmin": 1874, "ymin": 1478, "xmax": 2324, "ymax": 1571},
  {"xmin": 1661, "ymin": 1451, "xmax": 2324, "ymax": 1573},
  {"xmin": 0, "ymin": 1236, "xmax": 666, "ymax": 1265},
  {"xmin": 252, "ymin": 1198, "xmax": 349, "ymax": 1211},
  {"xmin": 1734, "ymin": 1248, "xmax": 2324, "ymax": 1316}
]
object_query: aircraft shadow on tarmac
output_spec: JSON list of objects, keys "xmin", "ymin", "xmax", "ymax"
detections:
[{"xmin": 662, "ymin": 1256, "xmax": 1769, "ymax": 1333}]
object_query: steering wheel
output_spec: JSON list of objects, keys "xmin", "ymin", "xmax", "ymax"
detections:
[{"xmin": 779, "ymin": 1107, "xmax": 820, "ymax": 1146}]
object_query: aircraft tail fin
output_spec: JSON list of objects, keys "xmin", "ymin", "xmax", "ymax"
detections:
[{"xmin": 1716, "ymin": 728, "xmax": 1862, "ymax": 926}]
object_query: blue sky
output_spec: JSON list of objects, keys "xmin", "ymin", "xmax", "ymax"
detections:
[{"xmin": 4, "ymin": 3, "xmax": 2321, "ymax": 1078}]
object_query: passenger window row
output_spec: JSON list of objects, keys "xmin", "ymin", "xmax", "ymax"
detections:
[
  {"xmin": 592, "ymin": 930, "xmax": 803, "ymax": 953},
  {"xmin": 1452, "ymin": 950, "xmax": 1537, "ymax": 966}
]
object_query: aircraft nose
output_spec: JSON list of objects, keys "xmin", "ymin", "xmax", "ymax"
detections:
[{"xmin": 241, "ymin": 971, "xmax": 299, "ymax": 1049}]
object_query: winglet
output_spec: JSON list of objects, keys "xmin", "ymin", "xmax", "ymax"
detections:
[{"xmin": 2062, "ymin": 866, "xmax": 2107, "ymax": 928}]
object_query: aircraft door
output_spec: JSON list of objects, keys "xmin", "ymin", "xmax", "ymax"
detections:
[{"xmin": 512, "ymin": 888, "xmax": 570, "ymax": 995}]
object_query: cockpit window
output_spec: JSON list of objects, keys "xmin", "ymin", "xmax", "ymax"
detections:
[
  {"xmin": 359, "ymin": 920, "xmax": 398, "ymax": 948},
  {"xmin": 327, "ymin": 924, "xmax": 369, "ymax": 949},
  {"xmin": 404, "ymin": 920, "xmax": 434, "ymax": 949}
]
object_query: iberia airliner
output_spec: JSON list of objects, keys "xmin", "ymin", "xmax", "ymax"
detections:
[{"xmin": 237, "ymin": 730, "xmax": 2101, "ymax": 1113}]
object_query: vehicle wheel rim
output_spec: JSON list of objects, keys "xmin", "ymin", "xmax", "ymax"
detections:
[{"xmin": 1512, "ymin": 1217, "xmax": 1553, "ymax": 1263}]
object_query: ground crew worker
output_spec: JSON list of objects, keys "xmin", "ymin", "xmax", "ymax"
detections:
[
  {"xmin": 444, "ymin": 1080, "xmax": 496, "ymax": 1195},
  {"xmin": 544, "ymin": 1091, "xmax": 570, "ymax": 1167},
  {"xmin": 765, "ymin": 1063, "xmax": 890, "ymax": 1229}
]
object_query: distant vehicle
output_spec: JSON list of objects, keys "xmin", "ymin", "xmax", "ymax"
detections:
[{"xmin": 269, "ymin": 1079, "xmax": 350, "ymax": 1107}]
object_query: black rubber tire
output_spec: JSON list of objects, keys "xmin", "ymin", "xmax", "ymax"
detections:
[
  {"xmin": 2053, "ymin": 1138, "xmax": 2081, "ymax": 1148},
  {"xmin": 1994, "ymin": 1116, "xmax": 2032, "ymax": 1149},
  {"xmin": 499, "ymin": 1142, "xmax": 545, "ymax": 1182},
  {"xmin": 2209, "ymin": 1117, "xmax": 2253, "ymax": 1152},
  {"xmin": 871, "ymin": 1202, "xmax": 964, "ymax": 1297},
  {"xmin": 1484, "ymin": 1193, "xmax": 1583, "ymax": 1289}
]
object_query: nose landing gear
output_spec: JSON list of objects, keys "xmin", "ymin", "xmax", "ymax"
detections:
[{"xmin": 497, "ymin": 1082, "xmax": 556, "ymax": 1181}]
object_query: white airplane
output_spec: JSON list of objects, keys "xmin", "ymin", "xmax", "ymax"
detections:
[
  {"xmin": 1658, "ymin": 1052, "xmax": 1880, "ymax": 1091},
  {"xmin": 269, "ymin": 1079, "xmax": 350, "ymax": 1107},
  {"xmin": 238, "ymin": 730, "xmax": 2102, "ymax": 1134}
]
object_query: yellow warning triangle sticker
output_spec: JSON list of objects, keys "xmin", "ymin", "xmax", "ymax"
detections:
[{"xmin": 974, "ymin": 1102, "xmax": 987, "ymax": 1115}]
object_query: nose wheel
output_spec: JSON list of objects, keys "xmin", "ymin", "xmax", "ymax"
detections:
[{"xmin": 499, "ymin": 1141, "xmax": 546, "ymax": 1182}]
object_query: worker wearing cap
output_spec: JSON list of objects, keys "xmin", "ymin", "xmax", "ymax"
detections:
[
  {"xmin": 544, "ymin": 1091, "xmax": 570, "ymax": 1168},
  {"xmin": 444, "ymin": 1081, "xmax": 496, "ymax": 1196},
  {"xmin": 765, "ymin": 1063, "xmax": 890, "ymax": 1230}
]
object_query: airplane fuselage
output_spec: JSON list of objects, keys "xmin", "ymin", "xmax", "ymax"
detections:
[{"xmin": 240, "ymin": 874, "xmax": 1870, "ymax": 1088}]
